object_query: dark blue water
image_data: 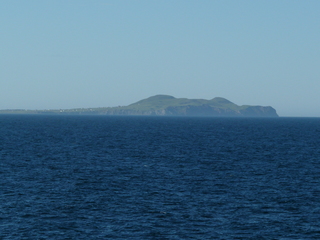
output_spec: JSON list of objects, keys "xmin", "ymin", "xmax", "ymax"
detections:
[{"xmin": 1, "ymin": 115, "xmax": 320, "ymax": 239}]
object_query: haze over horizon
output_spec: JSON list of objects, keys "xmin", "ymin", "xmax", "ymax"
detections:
[{"xmin": 1, "ymin": 1, "xmax": 319, "ymax": 117}]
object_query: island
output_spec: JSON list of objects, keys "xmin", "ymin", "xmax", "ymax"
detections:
[{"xmin": 0, "ymin": 95, "xmax": 279, "ymax": 117}]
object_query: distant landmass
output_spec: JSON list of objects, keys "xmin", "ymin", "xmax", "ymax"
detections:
[{"xmin": 0, "ymin": 95, "xmax": 279, "ymax": 117}]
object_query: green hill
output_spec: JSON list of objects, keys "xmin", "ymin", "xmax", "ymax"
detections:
[{"xmin": 101, "ymin": 95, "xmax": 278, "ymax": 117}]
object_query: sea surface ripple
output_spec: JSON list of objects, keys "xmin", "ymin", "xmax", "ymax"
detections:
[{"xmin": 1, "ymin": 115, "xmax": 320, "ymax": 239}]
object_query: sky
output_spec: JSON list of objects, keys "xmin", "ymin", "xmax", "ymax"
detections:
[{"xmin": 1, "ymin": 0, "xmax": 320, "ymax": 117}]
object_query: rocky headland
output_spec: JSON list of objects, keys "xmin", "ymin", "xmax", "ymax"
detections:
[{"xmin": 100, "ymin": 95, "xmax": 278, "ymax": 117}]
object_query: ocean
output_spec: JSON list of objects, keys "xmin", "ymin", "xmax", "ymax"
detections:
[{"xmin": 1, "ymin": 115, "xmax": 320, "ymax": 239}]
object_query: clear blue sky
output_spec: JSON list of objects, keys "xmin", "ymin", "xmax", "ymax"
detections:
[{"xmin": 1, "ymin": 0, "xmax": 319, "ymax": 116}]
